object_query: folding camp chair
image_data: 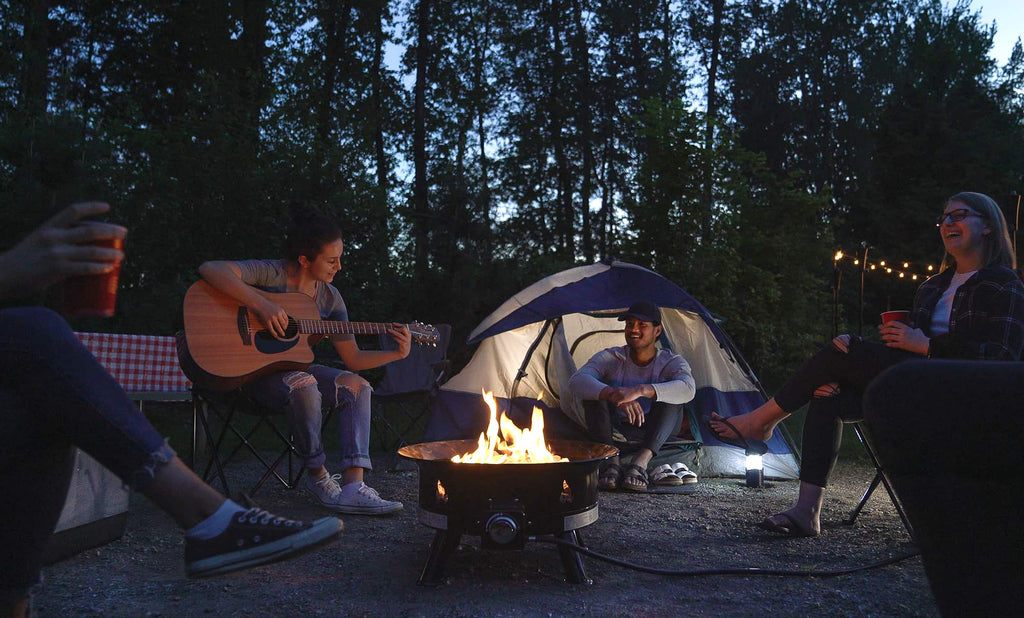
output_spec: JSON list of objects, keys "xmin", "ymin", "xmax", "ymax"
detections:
[
  {"xmin": 175, "ymin": 332, "xmax": 334, "ymax": 499},
  {"xmin": 372, "ymin": 324, "xmax": 451, "ymax": 470},
  {"xmin": 813, "ymin": 388, "xmax": 913, "ymax": 536},
  {"xmin": 189, "ymin": 386, "xmax": 335, "ymax": 499},
  {"xmin": 843, "ymin": 420, "xmax": 914, "ymax": 536}
]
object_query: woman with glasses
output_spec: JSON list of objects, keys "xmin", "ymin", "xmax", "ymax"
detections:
[{"xmin": 708, "ymin": 191, "xmax": 1024, "ymax": 537}]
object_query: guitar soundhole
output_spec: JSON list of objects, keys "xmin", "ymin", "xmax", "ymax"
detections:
[{"xmin": 253, "ymin": 318, "xmax": 301, "ymax": 355}]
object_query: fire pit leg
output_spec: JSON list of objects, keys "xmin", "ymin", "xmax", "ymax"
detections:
[
  {"xmin": 418, "ymin": 528, "xmax": 462, "ymax": 586},
  {"xmin": 556, "ymin": 530, "xmax": 592, "ymax": 585}
]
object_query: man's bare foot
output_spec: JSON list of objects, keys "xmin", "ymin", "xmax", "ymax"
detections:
[{"xmin": 709, "ymin": 411, "xmax": 780, "ymax": 443}]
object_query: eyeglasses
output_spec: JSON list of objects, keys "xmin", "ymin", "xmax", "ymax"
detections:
[{"xmin": 936, "ymin": 209, "xmax": 986, "ymax": 226}]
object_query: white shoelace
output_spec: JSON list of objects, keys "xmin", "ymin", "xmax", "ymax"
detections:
[{"xmin": 315, "ymin": 473, "xmax": 344, "ymax": 499}]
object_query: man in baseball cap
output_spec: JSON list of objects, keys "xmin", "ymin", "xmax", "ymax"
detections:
[{"xmin": 569, "ymin": 300, "xmax": 696, "ymax": 492}]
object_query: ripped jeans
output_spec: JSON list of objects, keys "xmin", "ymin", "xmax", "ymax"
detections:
[
  {"xmin": 242, "ymin": 365, "xmax": 373, "ymax": 472},
  {"xmin": 0, "ymin": 307, "xmax": 176, "ymax": 597}
]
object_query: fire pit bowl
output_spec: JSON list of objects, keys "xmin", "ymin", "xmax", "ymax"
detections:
[{"xmin": 399, "ymin": 439, "xmax": 617, "ymax": 585}]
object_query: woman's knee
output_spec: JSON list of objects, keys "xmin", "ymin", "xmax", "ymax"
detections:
[
  {"xmin": 283, "ymin": 371, "xmax": 321, "ymax": 409},
  {"xmin": 334, "ymin": 373, "xmax": 370, "ymax": 397}
]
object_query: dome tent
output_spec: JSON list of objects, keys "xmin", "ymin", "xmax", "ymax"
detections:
[{"xmin": 424, "ymin": 260, "xmax": 799, "ymax": 479}]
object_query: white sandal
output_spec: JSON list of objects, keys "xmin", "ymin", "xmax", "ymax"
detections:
[
  {"xmin": 671, "ymin": 462, "xmax": 698, "ymax": 484},
  {"xmin": 649, "ymin": 463, "xmax": 684, "ymax": 486}
]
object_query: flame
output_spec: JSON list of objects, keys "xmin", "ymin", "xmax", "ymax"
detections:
[{"xmin": 452, "ymin": 390, "xmax": 568, "ymax": 464}]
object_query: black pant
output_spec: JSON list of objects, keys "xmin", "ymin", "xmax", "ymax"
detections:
[
  {"xmin": 774, "ymin": 338, "xmax": 918, "ymax": 487},
  {"xmin": 583, "ymin": 400, "xmax": 683, "ymax": 457}
]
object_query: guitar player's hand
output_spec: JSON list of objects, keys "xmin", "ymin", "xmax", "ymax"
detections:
[
  {"xmin": 389, "ymin": 323, "xmax": 412, "ymax": 359},
  {"xmin": 256, "ymin": 299, "xmax": 291, "ymax": 339}
]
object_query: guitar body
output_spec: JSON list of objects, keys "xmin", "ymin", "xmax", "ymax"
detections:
[
  {"xmin": 181, "ymin": 280, "xmax": 440, "ymax": 392},
  {"xmin": 183, "ymin": 281, "xmax": 323, "ymax": 390}
]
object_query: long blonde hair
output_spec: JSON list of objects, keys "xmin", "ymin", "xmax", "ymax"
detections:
[{"xmin": 939, "ymin": 191, "xmax": 1016, "ymax": 272}]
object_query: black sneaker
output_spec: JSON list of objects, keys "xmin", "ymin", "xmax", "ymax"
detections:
[{"xmin": 185, "ymin": 507, "xmax": 343, "ymax": 577}]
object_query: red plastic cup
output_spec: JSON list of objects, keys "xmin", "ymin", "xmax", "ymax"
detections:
[
  {"xmin": 63, "ymin": 233, "xmax": 124, "ymax": 318},
  {"xmin": 880, "ymin": 310, "xmax": 910, "ymax": 325}
]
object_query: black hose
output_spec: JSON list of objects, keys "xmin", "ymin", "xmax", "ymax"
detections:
[{"xmin": 530, "ymin": 535, "xmax": 921, "ymax": 577}]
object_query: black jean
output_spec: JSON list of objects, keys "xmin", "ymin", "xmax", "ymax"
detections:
[
  {"xmin": 583, "ymin": 399, "xmax": 683, "ymax": 458},
  {"xmin": 774, "ymin": 338, "xmax": 919, "ymax": 487}
]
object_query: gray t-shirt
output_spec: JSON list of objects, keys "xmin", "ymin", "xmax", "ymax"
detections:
[
  {"xmin": 569, "ymin": 345, "xmax": 696, "ymax": 414},
  {"xmin": 236, "ymin": 259, "xmax": 353, "ymax": 341}
]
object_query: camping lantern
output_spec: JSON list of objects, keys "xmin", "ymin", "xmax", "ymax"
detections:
[
  {"xmin": 745, "ymin": 453, "xmax": 763, "ymax": 487},
  {"xmin": 744, "ymin": 440, "xmax": 769, "ymax": 488}
]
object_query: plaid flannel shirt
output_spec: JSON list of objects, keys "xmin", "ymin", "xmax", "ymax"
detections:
[{"xmin": 909, "ymin": 264, "xmax": 1024, "ymax": 360}]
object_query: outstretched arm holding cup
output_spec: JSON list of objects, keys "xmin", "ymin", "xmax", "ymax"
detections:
[{"xmin": 0, "ymin": 203, "xmax": 342, "ymax": 618}]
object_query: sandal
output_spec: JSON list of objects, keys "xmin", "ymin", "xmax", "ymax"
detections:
[
  {"xmin": 700, "ymin": 413, "xmax": 769, "ymax": 455},
  {"xmin": 649, "ymin": 463, "xmax": 684, "ymax": 487},
  {"xmin": 598, "ymin": 462, "xmax": 621, "ymax": 491},
  {"xmin": 671, "ymin": 462, "xmax": 698, "ymax": 485},
  {"xmin": 620, "ymin": 463, "xmax": 649, "ymax": 492}
]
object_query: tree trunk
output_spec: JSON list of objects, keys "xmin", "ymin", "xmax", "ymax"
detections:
[
  {"xmin": 572, "ymin": 0, "xmax": 594, "ymax": 263},
  {"xmin": 412, "ymin": 0, "xmax": 431, "ymax": 278},
  {"xmin": 701, "ymin": 0, "xmax": 723, "ymax": 243}
]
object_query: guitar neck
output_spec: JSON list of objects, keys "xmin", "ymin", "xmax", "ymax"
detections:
[{"xmin": 295, "ymin": 319, "xmax": 397, "ymax": 337}]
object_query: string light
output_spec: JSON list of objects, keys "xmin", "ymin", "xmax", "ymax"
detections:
[{"xmin": 832, "ymin": 248, "xmax": 938, "ymax": 284}]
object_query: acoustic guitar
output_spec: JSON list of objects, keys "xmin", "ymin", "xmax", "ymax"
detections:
[{"xmin": 181, "ymin": 280, "xmax": 439, "ymax": 391}]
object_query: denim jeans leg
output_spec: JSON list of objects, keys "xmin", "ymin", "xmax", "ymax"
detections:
[
  {"xmin": 0, "ymin": 307, "xmax": 174, "ymax": 595},
  {"xmin": 0, "ymin": 308, "xmax": 173, "ymax": 485},
  {"xmin": 333, "ymin": 382, "xmax": 373, "ymax": 471},
  {"xmin": 243, "ymin": 370, "xmax": 327, "ymax": 471},
  {"xmin": 0, "ymin": 390, "xmax": 76, "ymax": 598}
]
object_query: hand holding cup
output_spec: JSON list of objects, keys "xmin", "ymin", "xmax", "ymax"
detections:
[{"xmin": 0, "ymin": 202, "xmax": 126, "ymax": 309}]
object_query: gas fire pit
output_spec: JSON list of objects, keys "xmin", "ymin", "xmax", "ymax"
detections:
[{"xmin": 399, "ymin": 438, "xmax": 617, "ymax": 585}]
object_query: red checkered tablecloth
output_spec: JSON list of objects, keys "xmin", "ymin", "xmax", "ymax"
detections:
[{"xmin": 75, "ymin": 332, "xmax": 191, "ymax": 397}]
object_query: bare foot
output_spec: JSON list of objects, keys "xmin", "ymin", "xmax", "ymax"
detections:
[
  {"xmin": 759, "ymin": 507, "xmax": 820, "ymax": 537},
  {"xmin": 709, "ymin": 411, "xmax": 780, "ymax": 443}
]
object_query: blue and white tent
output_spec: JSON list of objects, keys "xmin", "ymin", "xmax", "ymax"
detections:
[{"xmin": 425, "ymin": 260, "xmax": 799, "ymax": 479}]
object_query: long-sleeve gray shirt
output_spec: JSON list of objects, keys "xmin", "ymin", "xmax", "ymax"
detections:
[{"xmin": 568, "ymin": 346, "xmax": 696, "ymax": 414}]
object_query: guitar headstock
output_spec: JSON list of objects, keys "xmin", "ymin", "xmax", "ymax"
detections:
[{"xmin": 409, "ymin": 322, "xmax": 440, "ymax": 346}]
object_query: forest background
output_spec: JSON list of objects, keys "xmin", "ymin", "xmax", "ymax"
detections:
[{"xmin": 2, "ymin": 0, "xmax": 1022, "ymax": 393}]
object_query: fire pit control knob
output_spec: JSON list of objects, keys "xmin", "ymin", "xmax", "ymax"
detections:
[{"xmin": 485, "ymin": 514, "xmax": 520, "ymax": 545}]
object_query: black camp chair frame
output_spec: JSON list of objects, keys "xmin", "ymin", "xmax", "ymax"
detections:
[
  {"xmin": 191, "ymin": 387, "xmax": 335, "ymax": 499},
  {"xmin": 843, "ymin": 421, "xmax": 914, "ymax": 536}
]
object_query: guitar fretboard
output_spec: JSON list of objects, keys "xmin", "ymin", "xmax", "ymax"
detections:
[{"xmin": 296, "ymin": 320, "xmax": 398, "ymax": 336}]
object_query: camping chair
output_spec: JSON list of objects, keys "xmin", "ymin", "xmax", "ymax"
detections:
[
  {"xmin": 372, "ymin": 324, "xmax": 452, "ymax": 471},
  {"xmin": 843, "ymin": 420, "xmax": 914, "ymax": 536},
  {"xmin": 175, "ymin": 333, "xmax": 334, "ymax": 499},
  {"xmin": 814, "ymin": 388, "xmax": 913, "ymax": 535},
  {"xmin": 189, "ymin": 386, "xmax": 335, "ymax": 500}
]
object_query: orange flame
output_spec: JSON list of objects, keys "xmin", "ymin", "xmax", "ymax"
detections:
[{"xmin": 452, "ymin": 390, "xmax": 568, "ymax": 464}]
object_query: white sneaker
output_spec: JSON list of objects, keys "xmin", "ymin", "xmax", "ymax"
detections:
[
  {"xmin": 336, "ymin": 482, "xmax": 403, "ymax": 515},
  {"xmin": 304, "ymin": 473, "xmax": 402, "ymax": 515}
]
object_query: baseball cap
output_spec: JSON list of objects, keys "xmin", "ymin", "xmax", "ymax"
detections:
[{"xmin": 618, "ymin": 300, "xmax": 661, "ymax": 325}]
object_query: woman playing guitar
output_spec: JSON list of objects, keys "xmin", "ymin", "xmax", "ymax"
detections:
[{"xmin": 198, "ymin": 205, "xmax": 408, "ymax": 515}]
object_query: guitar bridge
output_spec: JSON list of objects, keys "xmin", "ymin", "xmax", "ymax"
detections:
[{"xmin": 237, "ymin": 307, "xmax": 252, "ymax": 346}]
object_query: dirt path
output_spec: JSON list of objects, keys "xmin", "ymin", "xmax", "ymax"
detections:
[{"xmin": 35, "ymin": 456, "xmax": 936, "ymax": 617}]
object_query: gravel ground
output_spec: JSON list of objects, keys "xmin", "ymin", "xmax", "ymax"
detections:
[{"xmin": 34, "ymin": 454, "xmax": 936, "ymax": 617}]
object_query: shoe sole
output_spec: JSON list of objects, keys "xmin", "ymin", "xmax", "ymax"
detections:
[
  {"xmin": 186, "ymin": 517, "xmax": 343, "ymax": 578},
  {"xmin": 320, "ymin": 502, "xmax": 404, "ymax": 515}
]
